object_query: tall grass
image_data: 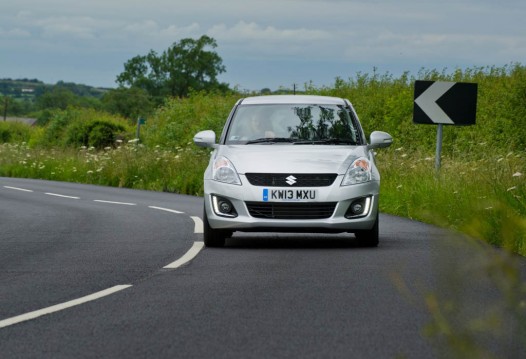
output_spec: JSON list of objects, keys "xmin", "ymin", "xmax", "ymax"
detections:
[
  {"xmin": 376, "ymin": 148, "xmax": 525, "ymax": 255},
  {"xmin": 0, "ymin": 142, "xmax": 208, "ymax": 195}
]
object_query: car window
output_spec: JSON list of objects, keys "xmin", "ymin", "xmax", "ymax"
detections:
[{"xmin": 226, "ymin": 104, "xmax": 361, "ymax": 145}]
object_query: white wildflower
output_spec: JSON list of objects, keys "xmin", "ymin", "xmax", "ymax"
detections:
[{"xmin": 513, "ymin": 172, "xmax": 523, "ymax": 177}]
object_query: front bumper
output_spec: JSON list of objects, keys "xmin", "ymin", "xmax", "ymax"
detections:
[{"xmin": 204, "ymin": 175, "xmax": 380, "ymax": 233}]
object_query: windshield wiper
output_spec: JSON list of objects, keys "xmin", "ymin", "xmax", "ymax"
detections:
[
  {"xmin": 246, "ymin": 137, "xmax": 295, "ymax": 144},
  {"xmin": 293, "ymin": 138, "xmax": 357, "ymax": 145}
]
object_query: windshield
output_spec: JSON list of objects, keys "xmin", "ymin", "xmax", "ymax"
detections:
[{"xmin": 225, "ymin": 104, "xmax": 362, "ymax": 145}]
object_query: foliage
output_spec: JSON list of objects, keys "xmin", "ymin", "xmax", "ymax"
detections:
[
  {"xmin": 376, "ymin": 148, "xmax": 525, "ymax": 255},
  {"xmin": 423, "ymin": 239, "xmax": 526, "ymax": 358},
  {"xmin": 0, "ymin": 142, "xmax": 207, "ymax": 195},
  {"xmin": 0, "ymin": 121, "xmax": 34, "ymax": 143},
  {"xmin": 29, "ymin": 107, "xmax": 132, "ymax": 148},
  {"xmin": 0, "ymin": 78, "xmax": 108, "ymax": 117},
  {"xmin": 311, "ymin": 64, "xmax": 526, "ymax": 156},
  {"xmin": 116, "ymin": 35, "xmax": 229, "ymax": 100},
  {"xmin": 141, "ymin": 91, "xmax": 238, "ymax": 149},
  {"xmin": 102, "ymin": 87, "xmax": 155, "ymax": 121},
  {"xmin": 36, "ymin": 87, "xmax": 79, "ymax": 110}
]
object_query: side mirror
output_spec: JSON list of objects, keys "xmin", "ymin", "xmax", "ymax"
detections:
[
  {"xmin": 368, "ymin": 131, "xmax": 393, "ymax": 150},
  {"xmin": 193, "ymin": 130, "xmax": 217, "ymax": 148}
]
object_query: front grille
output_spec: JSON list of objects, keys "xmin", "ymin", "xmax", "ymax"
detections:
[
  {"xmin": 246, "ymin": 202, "xmax": 337, "ymax": 220},
  {"xmin": 245, "ymin": 173, "xmax": 337, "ymax": 187}
]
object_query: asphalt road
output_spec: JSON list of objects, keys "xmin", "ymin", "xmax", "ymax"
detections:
[{"xmin": 0, "ymin": 177, "xmax": 524, "ymax": 358}]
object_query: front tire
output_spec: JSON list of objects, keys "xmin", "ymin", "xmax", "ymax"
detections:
[
  {"xmin": 203, "ymin": 208, "xmax": 227, "ymax": 247},
  {"xmin": 354, "ymin": 214, "xmax": 379, "ymax": 247}
]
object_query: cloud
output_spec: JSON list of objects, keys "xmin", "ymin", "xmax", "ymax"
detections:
[
  {"xmin": 206, "ymin": 21, "xmax": 334, "ymax": 59},
  {"xmin": 342, "ymin": 30, "xmax": 526, "ymax": 68},
  {"xmin": 208, "ymin": 21, "xmax": 330, "ymax": 42},
  {"xmin": 0, "ymin": 27, "xmax": 31, "ymax": 38}
]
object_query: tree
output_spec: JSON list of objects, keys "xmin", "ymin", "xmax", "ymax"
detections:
[
  {"xmin": 116, "ymin": 35, "xmax": 228, "ymax": 99},
  {"xmin": 36, "ymin": 87, "xmax": 78, "ymax": 110},
  {"xmin": 102, "ymin": 87, "xmax": 154, "ymax": 121}
]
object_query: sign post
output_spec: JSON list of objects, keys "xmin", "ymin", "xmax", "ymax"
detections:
[
  {"xmin": 136, "ymin": 117, "xmax": 146, "ymax": 141},
  {"xmin": 413, "ymin": 80, "xmax": 478, "ymax": 171}
]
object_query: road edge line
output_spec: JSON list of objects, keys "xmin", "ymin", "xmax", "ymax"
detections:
[
  {"xmin": 0, "ymin": 285, "xmax": 132, "ymax": 329},
  {"xmin": 163, "ymin": 241, "xmax": 204, "ymax": 269}
]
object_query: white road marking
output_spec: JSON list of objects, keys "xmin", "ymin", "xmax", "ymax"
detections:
[
  {"xmin": 3, "ymin": 186, "xmax": 33, "ymax": 192},
  {"xmin": 148, "ymin": 206, "xmax": 184, "ymax": 214},
  {"xmin": 45, "ymin": 192, "xmax": 80, "ymax": 199},
  {"xmin": 0, "ymin": 184, "xmax": 206, "ymax": 326},
  {"xmin": 0, "ymin": 285, "xmax": 132, "ymax": 329},
  {"xmin": 163, "ymin": 241, "xmax": 204, "ymax": 269},
  {"xmin": 191, "ymin": 216, "xmax": 203, "ymax": 234},
  {"xmin": 93, "ymin": 200, "xmax": 136, "ymax": 206}
]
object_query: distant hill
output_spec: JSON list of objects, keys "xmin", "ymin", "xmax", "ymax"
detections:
[{"xmin": 0, "ymin": 78, "xmax": 110, "ymax": 101}]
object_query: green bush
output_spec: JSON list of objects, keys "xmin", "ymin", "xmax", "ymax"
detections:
[
  {"xmin": 32, "ymin": 107, "xmax": 132, "ymax": 148},
  {"xmin": 0, "ymin": 121, "xmax": 33, "ymax": 143},
  {"xmin": 88, "ymin": 121, "xmax": 126, "ymax": 149},
  {"xmin": 142, "ymin": 91, "xmax": 238, "ymax": 149}
]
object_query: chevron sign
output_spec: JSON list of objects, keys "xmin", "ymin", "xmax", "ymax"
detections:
[{"xmin": 413, "ymin": 81, "xmax": 477, "ymax": 125}]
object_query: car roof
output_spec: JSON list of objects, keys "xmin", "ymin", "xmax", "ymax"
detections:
[{"xmin": 239, "ymin": 95, "xmax": 347, "ymax": 106}]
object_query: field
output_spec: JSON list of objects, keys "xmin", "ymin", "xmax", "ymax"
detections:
[{"xmin": 0, "ymin": 65, "xmax": 525, "ymax": 255}]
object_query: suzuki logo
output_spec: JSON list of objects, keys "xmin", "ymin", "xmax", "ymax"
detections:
[{"xmin": 285, "ymin": 175, "xmax": 297, "ymax": 186}]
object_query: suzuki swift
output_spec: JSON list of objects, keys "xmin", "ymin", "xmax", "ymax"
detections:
[{"xmin": 194, "ymin": 95, "xmax": 392, "ymax": 247}]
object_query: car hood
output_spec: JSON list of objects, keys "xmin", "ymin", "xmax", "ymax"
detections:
[{"xmin": 216, "ymin": 145, "xmax": 369, "ymax": 174}]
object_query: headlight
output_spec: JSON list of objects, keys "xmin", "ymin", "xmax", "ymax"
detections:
[
  {"xmin": 341, "ymin": 157, "xmax": 372, "ymax": 186},
  {"xmin": 212, "ymin": 156, "xmax": 242, "ymax": 185}
]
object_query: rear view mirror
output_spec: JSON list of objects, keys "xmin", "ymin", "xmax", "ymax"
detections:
[
  {"xmin": 368, "ymin": 131, "xmax": 393, "ymax": 150},
  {"xmin": 193, "ymin": 130, "xmax": 217, "ymax": 148}
]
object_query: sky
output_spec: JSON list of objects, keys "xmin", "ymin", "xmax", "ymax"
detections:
[{"xmin": 1, "ymin": 0, "xmax": 525, "ymax": 91}]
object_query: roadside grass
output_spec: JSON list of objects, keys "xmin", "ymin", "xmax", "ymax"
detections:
[
  {"xmin": 0, "ymin": 142, "xmax": 208, "ymax": 196},
  {"xmin": 377, "ymin": 147, "xmax": 526, "ymax": 256}
]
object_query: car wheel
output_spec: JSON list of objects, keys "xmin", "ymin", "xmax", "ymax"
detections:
[
  {"xmin": 354, "ymin": 214, "xmax": 379, "ymax": 247},
  {"xmin": 203, "ymin": 208, "xmax": 227, "ymax": 247}
]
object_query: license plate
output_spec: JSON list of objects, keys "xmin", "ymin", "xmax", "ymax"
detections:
[{"xmin": 263, "ymin": 188, "xmax": 317, "ymax": 202}]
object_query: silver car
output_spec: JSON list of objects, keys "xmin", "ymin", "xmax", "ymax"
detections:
[{"xmin": 194, "ymin": 95, "xmax": 392, "ymax": 247}]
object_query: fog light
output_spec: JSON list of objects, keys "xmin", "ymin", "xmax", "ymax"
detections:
[
  {"xmin": 345, "ymin": 197, "xmax": 371, "ymax": 218},
  {"xmin": 212, "ymin": 195, "xmax": 238, "ymax": 218},
  {"xmin": 219, "ymin": 200, "xmax": 232, "ymax": 213},
  {"xmin": 351, "ymin": 202, "xmax": 364, "ymax": 215}
]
